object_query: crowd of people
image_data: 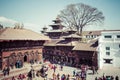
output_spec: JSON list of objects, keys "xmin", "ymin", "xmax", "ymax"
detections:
[
  {"xmin": 9, "ymin": 60, "xmax": 24, "ymax": 69},
  {"xmin": 1, "ymin": 61, "xmax": 120, "ymax": 80},
  {"xmin": 11, "ymin": 74, "xmax": 26, "ymax": 80},
  {"xmin": 43, "ymin": 64, "xmax": 88, "ymax": 80},
  {"xmin": 95, "ymin": 73, "xmax": 119, "ymax": 80}
]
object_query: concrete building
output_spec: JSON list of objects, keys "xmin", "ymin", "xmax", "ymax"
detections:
[{"xmin": 98, "ymin": 30, "xmax": 120, "ymax": 69}]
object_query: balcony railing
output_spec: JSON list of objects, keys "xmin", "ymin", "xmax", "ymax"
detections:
[{"xmin": 1, "ymin": 46, "xmax": 43, "ymax": 52}]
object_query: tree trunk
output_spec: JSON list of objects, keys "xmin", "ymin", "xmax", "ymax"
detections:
[
  {"xmin": 76, "ymin": 26, "xmax": 80, "ymax": 35},
  {"xmin": 80, "ymin": 27, "xmax": 83, "ymax": 36}
]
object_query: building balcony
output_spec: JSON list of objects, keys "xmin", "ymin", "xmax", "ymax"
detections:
[{"xmin": 1, "ymin": 46, "xmax": 43, "ymax": 52}]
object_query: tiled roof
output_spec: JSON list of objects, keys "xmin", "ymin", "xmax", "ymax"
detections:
[
  {"xmin": 44, "ymin": 40, "xmax": 59, "ymax": 46},
  {"xmin": 82, "ymin": 30, "xmax": 120, "ymax": 36},
  {"xmin": 56, "ymin": 41, "xmax": 77, "ymax": 46},
  {"xmin": 46, "ymin": 29, "xmax": 64, "ymax": 33},
  {"xmin": 73, "ymin": 41, "xmax": 98, "ymax": 51},
  {"xmin": 64, "ymin": 34, "xmax": 82, "ymax": 38},
  {"xmin": 49, "ymin": 23, "xmax": 64, "ymax": 26},
  {"xmin": 82, "ymin": 30, "xmax": 101, "ymax": 36},
  {"xmin": 44, "ymin": 39, "xmax": 77, "ymax": 46},
  {"xmin": 0, "ymin": 28, "xmax": 50, "ymax": 41}
]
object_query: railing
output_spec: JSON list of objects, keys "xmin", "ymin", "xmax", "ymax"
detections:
[{"xmin": 1, "ymin": 46, "xmax": 43, "ymax": 52}]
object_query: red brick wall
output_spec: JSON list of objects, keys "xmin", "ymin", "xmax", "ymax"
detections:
[{"xmin": 1, "ymin": 48, "xmax": 43, "ymax": 70}]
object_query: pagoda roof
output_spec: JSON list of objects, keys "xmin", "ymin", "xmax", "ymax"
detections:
[
  {"xmin": 68, "ymin": 30, "xmax": 77, "ymax": 32},
  {"xmin": 0, "ymin": 28, "xmax": 50, "ymax": 41},
  {"xmin": 64, "ymin": 34, "xmax": 82, "ymax": 38},
  {"xmin": 42, "ymin": 26, "xmax": 48, "ymax": 29},
  {"xmin": 52, "ymin": 17, "xmax": 62, "ymax": 22},
  {"xmin": 44, "ymin": 38, "xmax": 77, "ymax": 47},
  {"xmin": 44, "ymin": 39, "xmax": 60, "ymax": 46},
  {"xmin": 73, "ymin": 40, "xmax": 98, "ymax": 51},
  {"xmin": 46, "ymin": 29, "xmax": 64, "ymax": 33},
  {"xmin": 49, "ymin": 23, "xmax": 65, "ymax": 27},
  {"xmin": 56, "ymin": 41, "xmax": 77, "ymax": 46},
  {"xmin": 44, "ymin": 35, "xmax": 98, "ymax": 51}
]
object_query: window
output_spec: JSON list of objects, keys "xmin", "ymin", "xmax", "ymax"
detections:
[
  {"xmin": 106, "ymin": 47, "xmax": 110, "ymax": 50},
  {"xmin": 117, "ymin": 35, "xmax": 120, "ymax": 38},
  {"xmin": 104, "ymin": 35, "xmax": 112, "ymax": 38},
  {"xmin": 104, "ymin": 59, "xmax": 113, "ymax": 64},
  {"xmin": 91, "ymin": 35, "xmax": 93, "ymax": 38},
  {"xmin": 106, "ymin": 52, "xmax": 110, "ymax": 56},
  {"xmin": 86, "ymin": 35, "xmax": 88, "ymax": 38}
]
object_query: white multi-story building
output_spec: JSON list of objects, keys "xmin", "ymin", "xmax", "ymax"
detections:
[{"xmin": 98, "ymin": 30, "xmax": 120, "ymax": 69}]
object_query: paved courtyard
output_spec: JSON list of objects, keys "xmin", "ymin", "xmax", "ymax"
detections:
[
  {"xmin": 0, "ymin": 63, "xmax": 120, "ymax": 80},
  {"xmin": 39, "ymin": 64, "xmax": 120, "ymax": 80}
]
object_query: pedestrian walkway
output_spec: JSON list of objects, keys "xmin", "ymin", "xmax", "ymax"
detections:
[
  {"xmin": 0, "ymin": 67, "xmax": 28, "ymax": 80},
  {"xmin": 0, "ymin": 63, "xmax": 42, "ymax": 80},
  {"xmin": 34, "ymin": 64, "xmax": 120, "ymax": 80},
  {"xmin": 32, "ymin": 64, "xmax": 120, "ymax": 80},
  {"xmin": 0, "ymin": 63, "xmax": 120, "ymax": 80}
]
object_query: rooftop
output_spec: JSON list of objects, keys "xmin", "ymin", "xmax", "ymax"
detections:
[
  {"xmin": 73, "ymin": 40, "xmax": 98, "ymax": 51},
  {"xmin": 0, "ymin": 28, "xmax": 50, "ymax": 41}
]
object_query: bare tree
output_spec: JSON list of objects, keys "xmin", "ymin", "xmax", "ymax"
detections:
[
  {"xmin": 58, "ymin": 3, "xmax": 105, "ymax": 35},
  {"xmin": 0, "ymin": 24, "xmax": 3, "ymax": 29},
  {"xmin": 14, "ymin": 23, "xmax": 24, "ymax": 29},
  {"xmin": 21, "ymin": 23, "xmax": 24, "ymax": 29}
]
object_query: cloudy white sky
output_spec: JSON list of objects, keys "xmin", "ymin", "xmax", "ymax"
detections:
[{"xmin": 0, "ymin": 0, "xmax": 120, "ymax": 33}]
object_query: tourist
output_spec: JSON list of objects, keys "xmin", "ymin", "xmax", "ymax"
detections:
[
  {"xmin": 95, "ymin": 77, "xmax": 97, "ymax": 80},
  {"xmin": 73, "ymin": 70, "xmax": 76, "ymax": 77},
  {"xmin": 106, "ymin": 76, "xmax": 111, "ymax": 80},
  {"xmin": 31, "ymin": 69, "xmax": 35, "ymax": 78},
  {"xmin": 80, "ymin": 71, "xmax": 86, "ymax": 80},
  {"xmin": 40, "ymin": 66, "xmax": 44, "ymax": 75},
  {"xmin": 76, "ymin": 72, "xmax": 81, "ymax": 80},
  {"xmin": 57, "ymin": 73, "xmax": 60, "ymax": 80},
  {"xmin": 98, "ymin": 77, "xmax": 102, "ymax": 80},
  {"xmin": 3, "ymin": 66, "xmax": 7, "ymax": 76},
  {"xmin": 61, "ymin": 74, "xmax": 66, "ymax": 80},
  {"xmin": 7, "ymin": 66, "xmax": 10, "ymax": 75},
  {"xmin": 10, "ymin": 63, "xmax": 14, "ymax": 69},
  {"xmin": 19, "ymin": 60, "xmax": 23, "ymax": 68},
  {"xmin": 52, "ymin": 72, "xmax": 56, "ymax": 80},
  {"xmin": 15, "ymin": 60, "xmax": 19, "ymax": 68},
  {"xmin": 95, "ymin": 66, "xmax": 98, "ymax": 74},
  {"xmin": 27, "ymin": 70, "xmax": 32, "ymax": 80},
  {"xmin": 22, "ymin": 74, "xmax": 26, "ymax": 79},
  {"xmin": 36, "ymin": 71, "xmax": 39, "ymax": 77},
  {"xmin": 102, "ymin": 73, "xmax": 106, "ymax": 80},
  {"xmin": 18, "ymin": 74, "xmax": 23, "ymax": 80},
  {"xmin": 92, "ymin": 66, "xmax": 95, "ymax": 75},
  {"xmin": 115, "ymin": 76, "xmax": 119, "ymax": 80},
  {"xmin": 66, "ymin": 74, "xmax": 70, "ymax": 80},
  {"xmin": 60, "ymin": 65, "xmax": 63, "ymax": 71},
  {"xmin": 12, "ymin": 76, "xmax": 16, "ymax": 80},
  {"xmin": 53, "ymin": 65, "xmax": 57, "ymax": 72},
  {"xmin": 111, "ymin": 76, "xmax": 114, "ymax": 80}
]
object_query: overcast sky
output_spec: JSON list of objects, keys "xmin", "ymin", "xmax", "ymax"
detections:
[{"xmin": 0, "ymin": 0, "xmax": 120, "ymax": 33}]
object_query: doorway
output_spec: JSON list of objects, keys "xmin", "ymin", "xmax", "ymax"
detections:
[{"xmin": 24, "ymin": 55, "xmax": 27, "ymax": 62}]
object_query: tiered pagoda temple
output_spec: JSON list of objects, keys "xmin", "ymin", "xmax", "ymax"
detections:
[
  {"xmin": 43, "ymin": 18, "xmax": 98, "ymax": 67},
  {"xmin": 46, "ymin": 17, "xmax": 65, "ymax": 39}
]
